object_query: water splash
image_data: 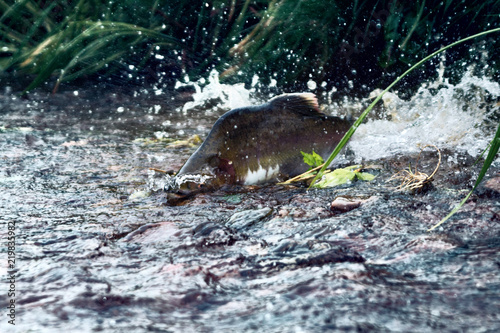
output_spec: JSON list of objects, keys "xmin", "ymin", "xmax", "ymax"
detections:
[
  {"xmin": 176, "ymin": 70, "xmax": 256, "ymax": 113},
  {"xmin": 148, "ymin": 169, "xmax": 214, "ymax": 192},
  {"xmin": 347, "ymin": 69, "xmax": 500, "ymax": 162}
]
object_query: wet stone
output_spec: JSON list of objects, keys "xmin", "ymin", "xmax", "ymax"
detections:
[
  {"xmin": 225, "ymin": 207, "xmax": 272, "ymax": 230},
  {"xmin": 273, "ymin": 239, "xmax": 300, "ymax": 254},
  {"xmin": 193, "ymin": 221, "xmax": 243, "ymax": 248},
  {"xmin": 484, "ymin": 176, "xmax": 500, "ymax": 192},
  {"xmin": 257, "ymin": 243, "xmax": 365, "ymax": 271},
  {"xmin": 294, "ymin": 247, "xmax": 365, "ymax": 266},
  {"xmin": 477, "ymin": 176, "xmax": 500, "ymax": 199},
  {"xmin": 330, "ymin": 196, "xmax": 375, "ymax": 214},
  {"xmin": 121, "ymin": 222, "xmax": 184, "ymax": 244}
]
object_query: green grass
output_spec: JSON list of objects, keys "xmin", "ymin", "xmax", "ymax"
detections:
[
  {"xmin": 1, "ymin": 0, "xmax": 499, "ymax": 92},
  {"xmin": 0, "ymin": 0, "xmax": 265, "ymax": 91}
]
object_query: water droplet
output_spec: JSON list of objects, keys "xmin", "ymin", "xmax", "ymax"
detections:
[{"xmin": 307, "ymin": 80, "xmax": 317, "ymax": 90}]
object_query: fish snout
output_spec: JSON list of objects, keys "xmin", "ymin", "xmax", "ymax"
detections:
[{"xmin": 164, "ymin": 174, "xmax": 214, "ymax": 203}]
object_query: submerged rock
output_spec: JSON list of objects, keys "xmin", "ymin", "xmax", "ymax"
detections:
[{"xmin": 226, "ymin": 207, "xmax": 273, "ymax": 230}]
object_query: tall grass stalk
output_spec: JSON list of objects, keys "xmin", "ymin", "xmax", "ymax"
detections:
[
  {"xmin": 427, "ymin": 122, "xmax": 500, "ymax": 231},
  {"xmin": 307, "ymin": 27, "xmax": 500, "ymax": 230}
]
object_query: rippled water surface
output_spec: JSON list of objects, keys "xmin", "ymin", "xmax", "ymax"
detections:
[{"xmin": 0, "ymin": 82, "xmax": 499, "ymax": 332}]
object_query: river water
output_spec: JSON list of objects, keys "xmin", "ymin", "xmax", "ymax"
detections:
[{"xmin": 0, "ymin": 72, "xmax": 499, "ymax": 332}]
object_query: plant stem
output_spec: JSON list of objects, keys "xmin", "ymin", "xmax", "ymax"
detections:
[{"xmin": 308, "ymin": 27, "xmax": 500, "ymax": 189}]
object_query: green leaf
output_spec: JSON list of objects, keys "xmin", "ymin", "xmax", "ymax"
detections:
[
  {"xmin": 312, "ymin": 168, "xmax": 356, "ymax": 188},
  {"xmin": 301, "ymin": 150, "xmax": 324, "ymax": 168},
  {"xmin": 311, "ymin": 165, "xmax": 375, "ymax": 188},
  {"xmin": 356, "ymin": 172, "xmax": 376, "ymax": 181}
]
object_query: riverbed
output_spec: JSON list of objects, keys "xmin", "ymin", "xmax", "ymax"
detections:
[{"xmin": 0, "ymin": 79, "xmax": 499, "ymax": 332}]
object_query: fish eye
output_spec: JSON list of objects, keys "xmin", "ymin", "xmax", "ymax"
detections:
[{"xmin": 208, "ymin": 156, "xmax": 220, "ymax": 167}]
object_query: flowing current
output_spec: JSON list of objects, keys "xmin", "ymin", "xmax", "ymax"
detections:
[{"xmin": 0, "ymin": 68, "xmax": 499, "ymax": 333}]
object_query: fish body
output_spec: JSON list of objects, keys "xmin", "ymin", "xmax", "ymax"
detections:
[{"xmin": 170, "ymin": 93, "xmax": 351, "ymax": 194}]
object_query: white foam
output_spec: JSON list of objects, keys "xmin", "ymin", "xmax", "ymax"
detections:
[
  {"xmin": 177, "ymin": 70, "xmax": 255, "ymax": 113},
  {"xmin": 149, "ymin": 171, "xmax": 214, "ymax": 192},
  {"xmin": 244, "ymin": 164, "xmax": 280, "ymax": 185},
  {"xmin": 346, "ymin": 69, "xmax": 500, "ymax": 162}
]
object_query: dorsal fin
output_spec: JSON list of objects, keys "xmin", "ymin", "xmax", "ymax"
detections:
[{"xmin": 268, "ymin": 93, "xmax": 322, "ymax": 116}]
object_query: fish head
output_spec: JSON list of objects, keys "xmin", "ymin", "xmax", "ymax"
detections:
[
  {"xmin": 165, "ymin": 155, "xmax": 237, "ymax": 203},
  {"xmin": 164, "ymin": 173, "xmax": 214, "ymax": 203}
]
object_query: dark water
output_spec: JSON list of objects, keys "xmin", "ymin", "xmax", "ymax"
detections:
[{"xmin": 1, "ymin": 86, "xmax": 499, "ymax": 332}]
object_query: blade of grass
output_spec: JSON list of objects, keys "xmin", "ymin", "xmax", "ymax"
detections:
[
  {"xmin": 400, "ymin": 0, "xmax": 426, "ymax": 50},
  {"xmin": 53, "ymin": 49, "xmax": 127, "ymax": 93},
  {"xmin": 0, "ymin": 0, "xmax": 30, "ymax": 23},
  {"xmin": 427, "ymin": 121, "xmax": 500, "ymax": 231},
  {"xmin": 21, "ymin": 20, "xmax": 179, "ymax": 93},
  {"xmin": 308, "ymin": 27, "xmax": 500, "ymax": 189}
]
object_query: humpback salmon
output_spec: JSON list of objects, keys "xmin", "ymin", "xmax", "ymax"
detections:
[{"xmin": 166, "ymin": 93, "xmax": 351, "ymax": 198}]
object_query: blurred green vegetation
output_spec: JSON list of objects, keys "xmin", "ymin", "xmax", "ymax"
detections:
[{"xmin": 0, "ymin": 0, "xmax": 499, "ymax": 93}]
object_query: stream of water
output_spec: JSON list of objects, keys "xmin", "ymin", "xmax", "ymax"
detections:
[{"xmin": 0, "ymin": 71, "xmax": 499, "ymax": 332}]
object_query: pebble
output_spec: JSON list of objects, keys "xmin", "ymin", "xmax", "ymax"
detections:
[{"xmin": 330, "ymin": 196, "xmax": 371, "ymax": 214}]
